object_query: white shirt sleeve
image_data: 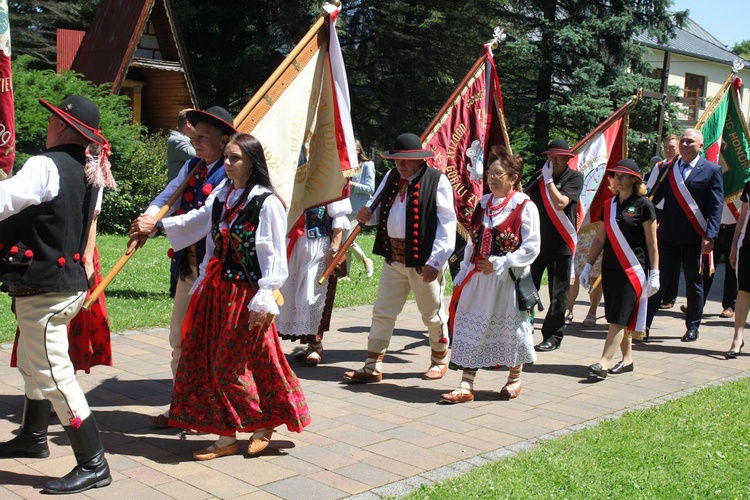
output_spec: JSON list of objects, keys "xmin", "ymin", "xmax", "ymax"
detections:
[
  {"xmin": 327, "ymin": 198, "xmax": 352, "ymax": 230},
  {"xmin": 453, "ymin": 236, "xmax": 474, "ymax": 287},
  {"xmin": 505, "ymin": 200, "xmax": 541, "ymax": 269},
  {"xmin": 0, "ymin": 156, "xmax": 60, "ymax": 222},
  {"xmin": 427, "ymin": 175, "xmax": 457, "ymax": 269},
  {"xmin": 249, "ymin": 192, "xmax": 289, "ymax": 314}
]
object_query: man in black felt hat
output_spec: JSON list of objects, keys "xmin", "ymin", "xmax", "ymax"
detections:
[
  {"xmin": 129, "ymin": 106, "xmax": 236, "ymax": 427},
  {"xmin": 0, "ymin": 95, "xmax": 112, "ymax": 493},
  {"xmin": 526, "ymin": 138, "xmax": 583, "ymax": 352},
  {"xmin": 343, "ymin": 133, "xmax": 456, "ymax": 383}
]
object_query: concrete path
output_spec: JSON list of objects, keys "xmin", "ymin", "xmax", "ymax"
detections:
[{"xmin": 0, "ymin": 267, "xmax": 747, "ymax": 499}]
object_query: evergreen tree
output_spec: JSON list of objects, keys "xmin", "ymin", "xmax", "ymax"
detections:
[{"xmin": 9, "ymin": 0, "xmax": 99, "ymax": 68}]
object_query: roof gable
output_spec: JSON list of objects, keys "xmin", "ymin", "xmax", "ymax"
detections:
[{"xmin": 634, "ymin": 17, "xmax": 749, "ymax": 67}]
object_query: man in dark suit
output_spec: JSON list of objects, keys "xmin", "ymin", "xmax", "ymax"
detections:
[{"xmin": 645, "ymin": 129, "xmax": 724, "ymax": 342}]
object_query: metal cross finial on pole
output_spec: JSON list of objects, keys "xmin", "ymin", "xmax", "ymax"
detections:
[
  {"xmin": 732, "ymin": 59, "xmax": 745, "ymax": 73},
  {"xmin": 488, "ymin": 27, "xmax": 506, "ymax": 49}
]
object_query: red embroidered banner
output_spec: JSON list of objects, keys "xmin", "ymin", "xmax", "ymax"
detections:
[
  {"xmin": 0, "ymin": 0, "xmax": 15, "ymax": 177},
  {"xmin": 422, "ymin": 44, "xmax": 511, "ymax": 238}
]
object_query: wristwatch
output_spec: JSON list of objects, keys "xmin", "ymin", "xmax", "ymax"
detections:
[{"xmin": 155, "ymin": 220, "xmax": 164, "ymax": 232}]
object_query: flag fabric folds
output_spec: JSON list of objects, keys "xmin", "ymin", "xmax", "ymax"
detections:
[
  {"xmin": 0, "ymin": 0, "xmax": 15, "ymax": 178},
  {"xmin": 570, "ymin": 104, "xmax": 631, "ymax": 226},
  {"xmin": 699, "ymin": 74, "xmax": 750, "ymax": 200},
  {"xmin": 233, "ymin": 4, "xmax": 356, "ymax": 228},
  {"xmin": 421, "ymin": 43, "xmax": 511, "ymax": 238}
]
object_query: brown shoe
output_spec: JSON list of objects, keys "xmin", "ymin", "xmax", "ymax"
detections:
[
  {"xmin": 193, "ymin": 441, "xmax": 240, "ymax": 461},
  {"xmin": 422, "ymin": 363, "xmax": 448, "ymax": 380},
  {"xmin": 148, "ymin": 414, "xmax": 170, "ymax": 427},
  {"xmin": 248, "ymin": 429, "xmax": 274, "ymax": 456},
  {"xmin": 720, "ymin": 308, "xmax": 735, "ymax": 318},
  {"xmin": 343, "ymin": 370, "xmax": 382, "ymax": 383},
  {"xmin": 440, "ymin": 389, "xmax": 474, "ymax": 404},
  {"xmin": 499, "ymin": 383, "xmax": 522, "ymax": 400}
]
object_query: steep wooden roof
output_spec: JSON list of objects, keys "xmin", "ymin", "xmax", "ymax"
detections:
[{"xmin": 71, "ymin": 0, "xmax": 198, "ymax": 106}]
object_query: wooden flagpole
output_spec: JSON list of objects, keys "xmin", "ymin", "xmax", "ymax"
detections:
[
  {"xmin": 234, "ymin": 14, "xmax": 328, "ymax": 128},
  {"xmin": 82, "ymin": 162, "xmax": 204, "ymax": 310}
]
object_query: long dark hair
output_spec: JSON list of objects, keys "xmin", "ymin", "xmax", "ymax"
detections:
[{"xmin": 224, "ymin": 133, "xmax": 285, "ymax": 219}]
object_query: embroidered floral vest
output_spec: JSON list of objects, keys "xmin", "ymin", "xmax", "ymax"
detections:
[
  {"xmin": 210, "ymin": 192, "xmax": 272, "ymax": 283},
  {"xmin": 469, "ymin": 199, "xmax": 528, "ymax": 261}
]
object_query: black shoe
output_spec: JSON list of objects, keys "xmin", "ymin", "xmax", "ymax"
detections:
[
  {"xmin": 681, "ymin": 328, "xmax": 699, "ymax": 342},
  {"xmin": 534, "ymin": 339, "xmax": 560, "ymax": 352},
  {"xmin": 588, "ymin": 363, "xmax": 608, "ymax": 379},
  {"xmin": 42, "ymin": 415, "xmax": 111, "ymax": 494},
  {"xmin": 0, "ymin": 397, "xmax": 51, "ymax": 459},
  {"xmin": 724, "ymin": 341, "xmax": 744, "ymax": 359},
  {"xmin": 608, "ymin": 361, "xmax": 634, "ymax": 374}
]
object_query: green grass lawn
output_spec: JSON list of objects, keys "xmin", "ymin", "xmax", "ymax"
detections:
[
  {"xmin": 0, "ymin": 231, "xmax": 452, "ymax": 343},
  {"xmin": 405, "ymin": 376, "xmax": 750, "ymax": 499}
]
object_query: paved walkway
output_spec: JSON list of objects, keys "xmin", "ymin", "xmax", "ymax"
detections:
[{"xmin": 0, "ymin": 268, "xmax": 747, "ymax": 499}]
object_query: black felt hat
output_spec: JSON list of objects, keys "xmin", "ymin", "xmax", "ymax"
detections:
[
  {"xmin": 380, "ymin": 133, "xmax": 433, "ymax": 160},
  {"xmin": 39, "ymin": 95, "xmax": 107, "ymax": 146},
  {"xmin": 186, "ymin": 106, "xmax": 237, "ymax": 136},
  {"xmin": 607, "ymin": 158, "xmax": 643, "ymax": 181},
  {"xmin": 541, "ymin": 138, "xmax": 574, "ymax": 157}
]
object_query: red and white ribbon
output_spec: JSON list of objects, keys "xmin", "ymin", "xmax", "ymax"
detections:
[{"xmin": 604, "ymin": 198, "xmax": 647, "ymax": 333}]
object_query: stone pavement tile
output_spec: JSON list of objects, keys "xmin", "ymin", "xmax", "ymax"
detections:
[
  {"xmin": 316, "ymin": 423, "xmax": 386, "ymax": 448},
  {"xmin": 289, "ymin": 444, "xmax": 357, "ymax": 471},
  {"xmin": 142, "ymin": 456, "xmax": 208, "ymax": 479},
  {"xmin": 122, "ymin": 464, "xmax": 174, "ymax": 486},
  {"xmin": 213, "ymin": 456, "xmax": 297, "ymax": 487},
  {"xmin": 308, "ymin": 470, "xmax": 371, "ymax": 495},
  {"xmin": 99, "ymin": 450, "xmax": 143, "ymax": 473},
  {"xmin": 24, "ymin": 454, "xmax": 74, "ymax": 480},
  {"xmin": 369, "ymin": 411, "xmax": 411, "ymax": 426},
  {"xmin": 536, "ymin": 400, "xmax": 610, "ymax": 420},
  {"xmin": 363, "ymin": 439, "xmax": 455, "ymax": 470},
  {"xmin": 428, "ymin": 440, "xmax": 484, "ymax": 461},
  {"xmin": 303, "ymin": 414, "xmax": 346, "ymax": 433},
  {"xmin": 377, "ymin": 402, "xmax": 433, "ymax": 420},
  {"xmin": 324, "ymin": 442, "xmax": 376, "ymax": 462},
  {"xmin": 470, "ymin": 401, "xmax": 538, "ymax": 421},
  {"xmin": 0, "ymin": 462, "xmax": 48, "ymax": 491},
  {"xmin": 468, "ymin": 415, "xmax": 551, "ymax": 440},
  {"xmin": 524, "ymin": 414, "xmax": 574, "ymax": 432},
  {"xmin": 231, "ymin": 491, "xmax": 284, "ymax": 500},
  {"xmin": 262, "ymin": 454, "xmax": 324, "ymax": 476},
  {"xmin": 0, "ymin": 486, "xmax": 36, "ymax": 499},
  {"xmin": 443, "ymin": 429, "xmax": 510, "ymax": 453},
  {"xmin": 262, "ymin": 475, "xmax": 348, "ymax": 500},
  {"xmin": 462, "ymin": 427, "xmax": 523, "ymax": 448},
  {"xmin": 83, "ymin": 477, "xmax": 172, "ymax": 499},
  {"xmin": 381, "ymin": 426, "xmax": 445, "ymax": 448},
  {"xmin": 151, "ymin": 479, "xmax": 214, "ymax": 499},
  {"xmin": 332, "ymin": 462, "xmax": 403, "ymax": 488},
  {"xmin": 332, "ymin": 413, "xmax": 399, "ymax": 433},
  {"xmin": 359, "ymin": 454, "xmax": 423, "ymax": 478},
  {"xmin": 414, "ymin": 412, "xmax": 480, "ymax": 435},
  {"xmin": 179, "ymin": 468, "xmax": 259, "ymax": 498}
]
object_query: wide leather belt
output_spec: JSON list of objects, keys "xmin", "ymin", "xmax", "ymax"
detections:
[{"xmin": 390, "ymin": 238, "xmax": 406, "ymax": 264}]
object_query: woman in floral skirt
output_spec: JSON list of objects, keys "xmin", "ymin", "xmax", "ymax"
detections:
[
  {"xmin": 158, "ymin": 132, "xmax": 310, "ymax": 460},
  {"xmin": 441, "ymin": 146, "xmax": 540, "ymax": 403}
]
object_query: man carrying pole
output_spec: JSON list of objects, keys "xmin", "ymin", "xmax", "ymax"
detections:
[{"xmin": 129, "ymin": 106, "xmax": 236, "ymax": 427}]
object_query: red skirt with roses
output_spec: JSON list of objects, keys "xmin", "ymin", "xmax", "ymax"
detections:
[{"xmin": 168, "ymin": 265, "xmax": 311, "ymax": 436}]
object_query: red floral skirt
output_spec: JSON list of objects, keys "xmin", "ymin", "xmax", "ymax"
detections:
[
  {"xmin": 10, "ymin": 246, "xmax": 112, "ymax": 374},
  {"xmin": 168, "ymin": 270, "xmax": 311, "ymax": 436}
]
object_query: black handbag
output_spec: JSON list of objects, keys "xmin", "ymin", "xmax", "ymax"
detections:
[{"xmin": 509, "ymin": 268, "xmax": 544, "ymax": 312}]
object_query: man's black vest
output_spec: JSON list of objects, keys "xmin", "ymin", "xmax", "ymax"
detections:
[
  {"xmin": 372, "ymin": 165, "xmax": 441, "ymax": 268},
  {"xmin": 0, "ymin": 145, "xmax": 96, "ymax": 292}
]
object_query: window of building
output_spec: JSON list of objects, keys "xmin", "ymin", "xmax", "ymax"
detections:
[{"xmin": 683, "ymin": 73, "xmax": 706, "ymax": 122}]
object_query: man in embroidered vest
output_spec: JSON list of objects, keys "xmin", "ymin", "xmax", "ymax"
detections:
[
  {"xmin": 0, "ymin": 95, "xmax": 112, "ymax": 493},
  {"xmin": 645, "ymin": 128, "xmax": 723, "ymax": 342},
  {"xmin": 527, "ymin": 139, "xmax": 583, "ymax": 352},
  {"xmin": 128, "ymin": 106, "xmax": 235, "ymax": 426},
  {"xmin": 343, "ymin": 133, "xmax": 456, "ymax": 383}
]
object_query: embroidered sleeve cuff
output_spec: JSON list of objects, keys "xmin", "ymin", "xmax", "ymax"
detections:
[
  {"xmin": 248, "ymin": 288, "xmax": 280, "ymax": 315},
  {"xmin": 427, "ymin": 258, "xmax": 441, "ymax": 269}
]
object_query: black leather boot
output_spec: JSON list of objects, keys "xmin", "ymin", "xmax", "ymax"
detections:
[
  {"xmin": 42, "ymin": 415, "xmax": 111, "ymax": 494},
  {"xmin": 0, "ymin": 396, "xmax": 51, "ymax": 458}
]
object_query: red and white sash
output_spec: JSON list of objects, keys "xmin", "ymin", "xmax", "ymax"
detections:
[
  {"xmin": 668, "ymin": 161, "xmax": 707, "ymax": 236},
  {"xmin": 539, "ymin": 162, "xmax": 577, "ymax": 255},
  {"xmin": 604, "ymin": 198, "xmax": 647, "ymax": 333}
]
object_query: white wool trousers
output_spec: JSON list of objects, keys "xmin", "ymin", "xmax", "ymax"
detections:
[
  {"xmin": 367, "ymin": 261, "xmax": 449, "ymax": 355},
  {"xmin": 14, "ymin": 291, "xmax": 90, "ymax": 424},
  {"xmin": 169, "ymin": 264, "xmax": 197, "ymax": 379}
]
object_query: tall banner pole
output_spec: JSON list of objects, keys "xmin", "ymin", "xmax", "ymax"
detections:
[{"xmin": 0, "ymin": 0, "xmax": 15, "ymax": 179}]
